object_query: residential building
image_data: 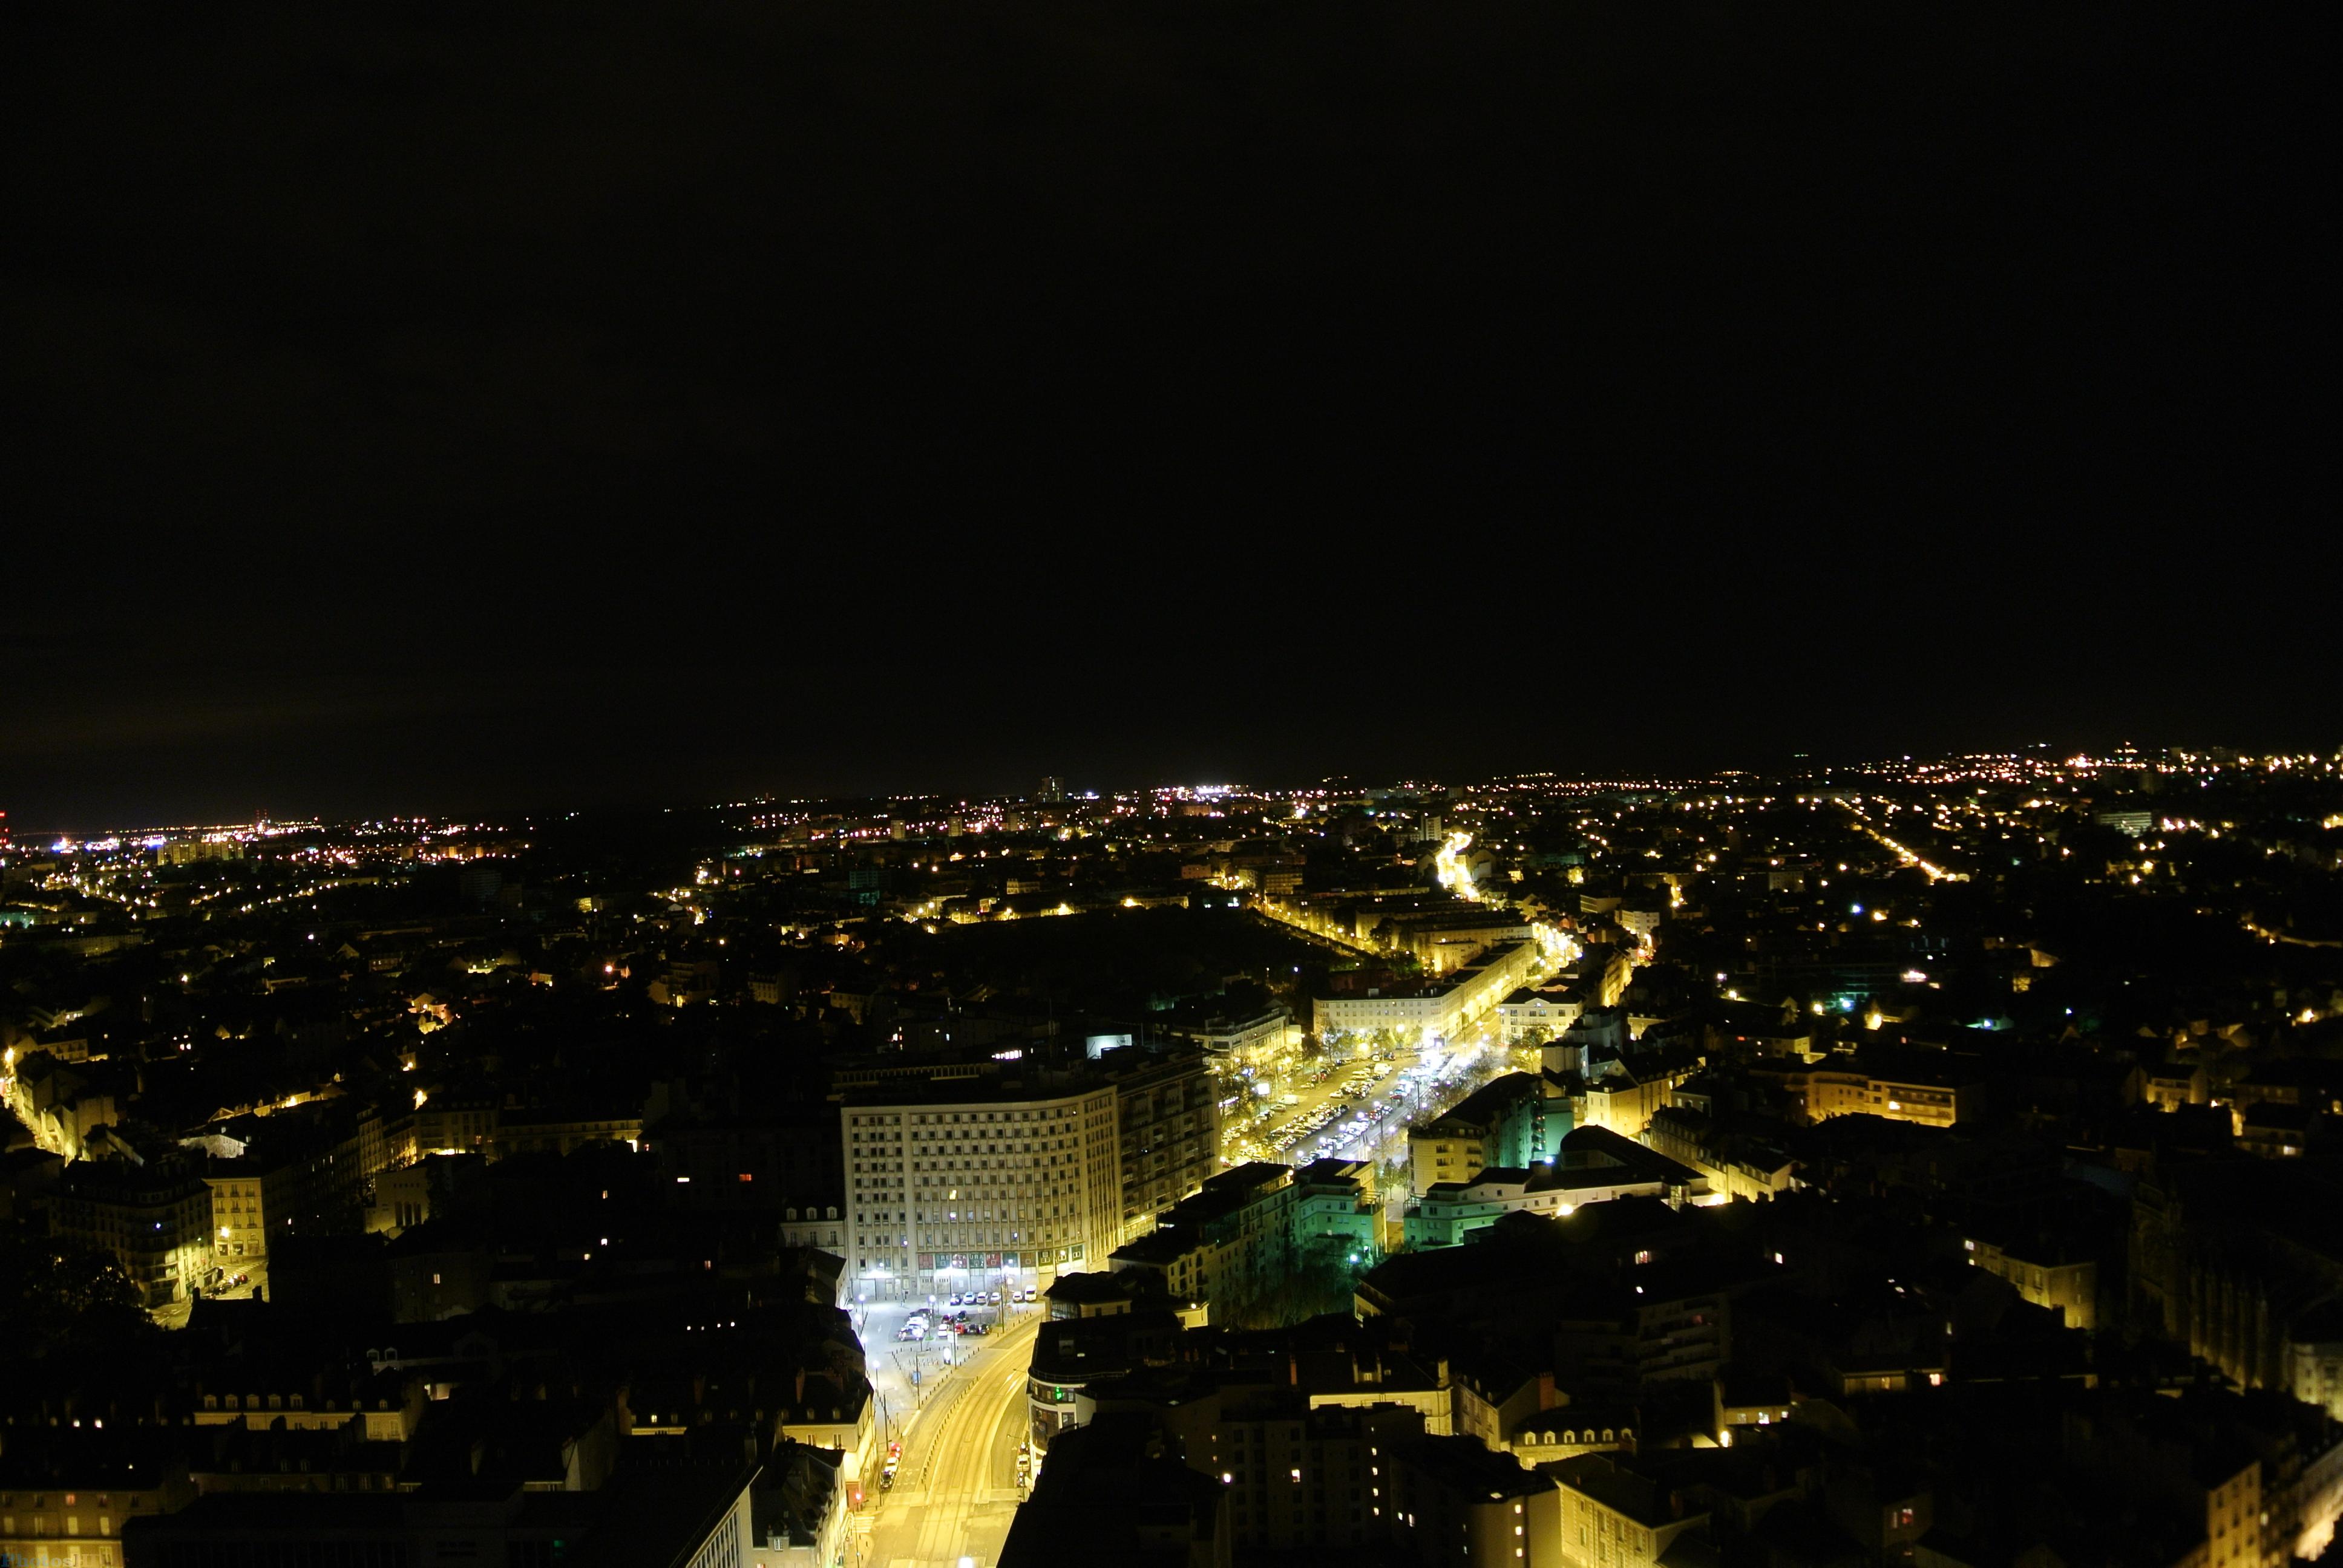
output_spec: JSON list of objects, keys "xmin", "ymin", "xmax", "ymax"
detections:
[
  {"xmin": 1291, "ymin": 1158, "xmax": 1381, "ymax": 1271},
  {"xmin": 1551, "ymin": 1451, "xmax": 1711, "ymax": 1568},
  {"xmin": 1642, "ymin": 1106, "xmax": 1795, "ymax": 1204},
  {"xmin": 1314, "ymin": 941, "xmax": 1542, "ymax": 1047},
  {"xmin": 998, "ymin": 1413, "xmax": 1231, "ymax": 1568},
  {"xmin": 1166, "ymin": 1008, "xmax": 1291, "ymax": 1064},
  {"xmin": 1800, "ymin": 1057, "xmax": 1983, "ymax": 1128},
  {"xmin": 51, "ymin": 1157, "xmax": 215, "ymax": 1307},
  {"xmin": 1577, "ymin": 1048, "xmax": 1700, "ymax": 1140},
  {"xmin": 1404, "ymin": 1128, "xmax": 1708, "ymax": 1249},
  {"xmin": 493, "ymin": 1103, "xmax": 644, "ymax": 1158},
  {"xmin": 1110, "ymin": 1158, "xmax": 1380, "ymax": 1317},
  {"xmin": 838, "ymin": 1078, "xmax": 1123, "ymax": 1302},
  {"xmin": 1204, "ymin": 1396, "xmax": 1423, "ymax": 1553},
  {"xmin": 1499, "ymin": 986, "xmax": 1585, "ymax": 1046},
  {"xmin": 0, "ymin": 1432, "xmax": 197, "ymax": 1568},
  {"xmin": 1098, "ymin": 1045, "xmax": 1221, "ymax": 1234},
  {"xmin": 1384, "ymin": 1434, "xmax": 1562, "ymax": 1567},
  {"xmin": 1110, "ymin": 1162, "xmax": 1297, "ymax": 1312},
  {"xmin": 1967, "ymin": 1233, "xmax": 2099, "ymax": 1331},
  {"xmin": 1409, "ymin": 1073, "xmax": 1570, "ymax": 1195},
  {"xmin": 749, "ymin": 1444, "xmax": 847, "ymax": 1568}
]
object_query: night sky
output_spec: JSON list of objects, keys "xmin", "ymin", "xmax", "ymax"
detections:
[{"xmin": 4, "ymin": 0, "xmax": 2332, "ymax": 829}]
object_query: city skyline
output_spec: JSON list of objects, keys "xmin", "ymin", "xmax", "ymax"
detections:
[
  {"xmin": 8, "ymin": 738, "xmax": 2343, "ymax": 1564},
  {"xmin": 10, "ymin": 739, "xmax": 2337, "ymax": 840}
]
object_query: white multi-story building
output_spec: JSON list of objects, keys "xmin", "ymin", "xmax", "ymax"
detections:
[
  {"xmin": 1497, "ymin": 987, "xmax": 1584, "ymax": 1045},
  {"xmin": 841, "ymin": 1082, "xmax": 1124, "ymax": 1301},
  {"xmin": 1312, "ymin": 941, "xmax": 1542, "ymax": 1045}
]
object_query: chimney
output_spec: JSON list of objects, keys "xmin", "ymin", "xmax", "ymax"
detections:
[
  {"xmin": 1538, "ymin": 1372, "xmax": 1556, "ymax": 1411},
  {"xmin": 795, "ymin": 1367, "xmax": 805, "ymax": 1406},
  {"xmin": 1288, "ymin": 1353, "xmax": 1299, "ymax": 1387}
]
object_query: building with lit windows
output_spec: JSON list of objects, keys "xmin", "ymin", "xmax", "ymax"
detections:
[
  {"xmin": 0, "ymin": 1433, "xmax": 197, "ymax": 1568},
  {"xmin": 50, "ymin": 1157, "xmax": 215, "ymax": 1307},
  {"xmin": 1498, "ymin": 987, "xmax": 1584, "ymax": 1046},
  {"xmin": 1409, "ymin": 1073, "xmax": 1569, "ymax": 1195},
  {"xmin": 1206, "ymin": 1396, "xmax": 1421, "ymax": 1552},
  {"xmin": 1798, "ymin": 1057, "xmax": 1982, "ymax": 1128},
  {"xmin": 1375, "ymin": 911, "xmax": 1538, "ymax": 975},
  {"xmin": 411, "ymin": 1090, "xmax": 500, "ymax": 1154},
  {"xmin": 1026, "ymin": 1307, "xmax": 1186, "ymax": 1451},
  {"xmin": 1403, "ymin": 1128, "xmax": 1708, "ymax": 1249},
  {"xmin": 188, "ymin": 1099, "xmax": 389, "ymax": 1270},
  {"xmin": 1550, "ymin": 1451, "xmax": 1711, "ymax": 1568},
  {"xmin": 839, "ymin": 1079, "xmax": 1124, "ymax": 1301},
  {"xmin": 1109, "ymin": 1161, "xmax": 1296, "ymax": 1310},
  {"xmin": 1573, "ymin": 1047, "xmax": 1702, "ymax": 1141},
  {"xmin": 1108, "ymin": 1158, "xmax": 1379, "ymax": 1316},
  {"xmin": 205, "ymin": 1171, "xmax": 270, "ymax": 1270},
  {"xmin": 1164, "ymin": 1007, "xmax": 1291, "ymax": 1066},
  {"xmin": 1965, "ymin": 1232, "xmax": 2099, "ymax": 1331},
  {"xmin": 1098, "ymin": 1046, "xmax": 1221, "ymax": 1235},
  {"xmin": 1313, "ymin": 941, "xmax": 1542, "ymax": 1045},
  {"xmin": 1642, "ymin": 1106, "xmax": 1795, "ymax": 1204},
  {"xmin": 1384, "ymin": 1434, "xmax": 1561, "ymax": 1567}
]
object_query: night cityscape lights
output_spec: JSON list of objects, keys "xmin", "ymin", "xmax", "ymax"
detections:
[
  {"xmin": 7, "ymin": 0, "xmax": 2324, "ymax": 1553},
  {"xmin": 3, "ymin": 746, "xmax": 2343, "ymax": 1564}
]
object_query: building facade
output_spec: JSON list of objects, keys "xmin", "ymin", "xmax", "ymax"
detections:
[
  {"xmin": 1100, "ymin": 1048, "xmax": 1221, "ymax": 1236},
  {"xmin": 51, "ymin": 1159, "xmax": 215, "ymax": 1307},
  {"xmin": 839, "ymin": 1081, "xmax": 1123, "ymax": 1302}
]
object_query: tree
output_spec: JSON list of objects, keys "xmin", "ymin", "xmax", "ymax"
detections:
[{"xmin": 0, "ymin": 1224, "xmax": 155, "ymax": 1359}]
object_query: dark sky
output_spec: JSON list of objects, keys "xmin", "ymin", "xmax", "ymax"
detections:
[{"xmin": 4, "ymin": 0, "xmax": 2333, "ymax": 830}]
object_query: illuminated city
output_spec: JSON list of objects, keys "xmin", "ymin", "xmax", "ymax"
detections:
[
  {"xmin": 1, "ymin": 750, "xmax": 2341, "ymax": 1564},
  {"xmin": 7, "ymin": 0, "xmax": 2326, "ymax": 1559}
]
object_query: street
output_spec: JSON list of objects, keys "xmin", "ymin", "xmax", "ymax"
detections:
[
  {"xmin": 857, "ymin": 1310, "xmax": 1041, "ymax": 1568},
  {"xmin": 839, "ymin": 893, "xmax": 1574, "ymax": 1563},
  {"xmin": 854, "ymin": 1291, "xmax": 1037, "ymax": 1455}
]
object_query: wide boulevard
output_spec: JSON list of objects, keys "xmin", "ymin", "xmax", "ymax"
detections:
[{"xmin": 859, "ymin": 1312, "xmax": 1041, "ymax": 1568}]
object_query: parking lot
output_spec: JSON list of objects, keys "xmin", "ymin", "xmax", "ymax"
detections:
[
  {"xmin": 1220, "ymin": 1031, "xmax": 1526, "ymax": 1191},
  {"xmin": 879, "ymin": 1285, "xmax": 1035, "ymax": 1344},
  {"xmin": 852, "ymin": 1287, "xmax": 1049, "ymax": 1454}
]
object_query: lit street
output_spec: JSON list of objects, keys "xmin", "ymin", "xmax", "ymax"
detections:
[{"xmin": 859, "ymin": 1311, "xmax": 1041, "ymax": 1568}]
